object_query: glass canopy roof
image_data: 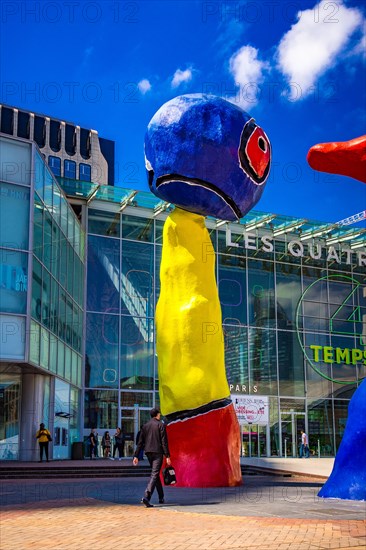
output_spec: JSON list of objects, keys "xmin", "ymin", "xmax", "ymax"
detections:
[{"xmin": 57, "ymin": 178, "xmax": 366, "ymax": 248}]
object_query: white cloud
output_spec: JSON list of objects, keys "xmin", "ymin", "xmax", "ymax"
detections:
[
  {"xmin": 138, "ymin": 79, "xmax": 152, "ymax": 94},
  {"xmin": 228, "ymin": 45, "xmax": 268, "ymax": 108},
  {"xmin": 171, "ymin": 67, "xmax": 193, "ymax": 88},
  {"xmin": 276, "ymin": 0, "xmax": 364, "ymax": 98}
]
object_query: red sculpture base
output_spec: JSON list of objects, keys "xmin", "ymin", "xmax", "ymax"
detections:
[{"xmin": 166, "ymin": 403, "xmax": 242, "ymax": 487}]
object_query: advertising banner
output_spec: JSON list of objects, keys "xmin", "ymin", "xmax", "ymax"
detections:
[{"xmin": 231, "ymin": 395, "xmax": 269, "ymax": 425}]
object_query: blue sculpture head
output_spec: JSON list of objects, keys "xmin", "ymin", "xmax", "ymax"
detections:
[{"xmin": 145, "ymin": 94, "xmax": 271, "ymax": 221}]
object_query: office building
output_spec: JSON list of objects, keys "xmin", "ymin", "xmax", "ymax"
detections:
[{"xmin": 0, "ymin": 111, "xmax": 365, "ymax": 460}]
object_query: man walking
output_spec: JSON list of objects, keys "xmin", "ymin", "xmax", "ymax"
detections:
[
  {"xmin": 300, "ymin": 430, "xmax": 310, "ymax": 458},
  {"xmin": 133, "ymin": 407, "xmax": 171, "ymax": 507}
]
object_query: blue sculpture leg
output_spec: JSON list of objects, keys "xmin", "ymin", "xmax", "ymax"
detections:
[{"xmin": 318, "ymin": 380, "xmax": 366, "ymax": 500}]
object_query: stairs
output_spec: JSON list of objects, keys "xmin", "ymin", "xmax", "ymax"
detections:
[
  {"xmin": 0, "ymin": 463, "xmax": 152, "ymax": 480},
  {"xmin": 0, "ymin": 463, "xmax": 287, "ymax": 480}
]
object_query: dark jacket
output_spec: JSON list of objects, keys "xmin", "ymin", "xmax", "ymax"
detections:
[
  {"xmin": 134, "ymin": 418, "xmax": 170, "ymax": 458},
  {"xmin": 114, "ymin": 432, "xmax": 124, "ymax": 446}
]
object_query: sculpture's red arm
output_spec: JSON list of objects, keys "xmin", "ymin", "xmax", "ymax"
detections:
[{"xmin": 307, "ymin": 135, "xmax": 366, "ymax": 184}]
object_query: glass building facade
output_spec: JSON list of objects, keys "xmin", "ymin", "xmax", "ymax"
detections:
[
  {"xmin": 1, "ymin": 133, "xmax": 365, "ymax": 461},
  {"xmin": 60, "ymin": 183, "xmax": 365, "ymax": 460},
  {"xmin": 0, "ymin": 135, "xmax": 84, "ymax": 460}
]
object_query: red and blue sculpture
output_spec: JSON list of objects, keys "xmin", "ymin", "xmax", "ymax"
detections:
[{"xmin": 308, "ymin": 134, "xmax": 366, "ymax": 501}]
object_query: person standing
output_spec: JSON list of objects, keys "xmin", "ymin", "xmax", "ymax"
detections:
[
  {"xmin": 89, "ymin": 428, "xmax": 98, "ymax": 459},
  {"xmin": 133, "ymin": 408, "xmax": 171, "ymax": 507},
  {"xmin": 112, "ymin": 427, "xmax": 125, "ymax": 460},
  {"xmin": 102, "ymin": 431, "xmax": 112, "ymax": 458},
  {"xmin": 36, "ymin": 423, "xmax": 52, "ymax": 462},
  {"xmin": 300, "ymin": 430, "xmax": 310, "ymax": 458}
]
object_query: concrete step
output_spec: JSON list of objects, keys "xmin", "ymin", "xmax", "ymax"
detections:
[
  {"xmin": 0, "ymin": 464, "xmax": 284, "ymax": 481},
  {"xmin": 0, "ymin": 465, "xmax": 152, "ymax": 480}
]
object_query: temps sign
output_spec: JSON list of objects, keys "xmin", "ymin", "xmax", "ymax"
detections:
[{"xmin": 231, "ymin": 395, "xmax": 269, "ymax": 425}]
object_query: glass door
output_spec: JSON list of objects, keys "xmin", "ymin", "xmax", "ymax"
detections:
[
  {"xmin": 258, "ymin": 425, "xmax": 267, "ymax": 457},
  {"xmin": 280, "ymin": 415, "xmax": 293, "ymax": 458},
  {"xmin": 241, "ymin": 424, "xmax": 269, "ymax": 457},
  {"xmin": 280, "ymin": 412, "xmax": 306, "ymax": 457},
  {"xmin": 241, "ymin": 424, "xmax": 258, "ymax": 457},
  {"xmin": 294, "ymin": 414, "xmax": 306, "ymax": 456},
  {"xmin": 120, "ymin": 406, "xmax": 150, "ymax": 457},
  {"xmin": 120, "ymin": 408, "xmax": 135, "ymax": 457}
]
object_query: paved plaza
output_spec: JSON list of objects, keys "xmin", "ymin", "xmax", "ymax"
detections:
[{"xmin": 1, "ymin": 471, "xmax": 365, "ymax": 550}]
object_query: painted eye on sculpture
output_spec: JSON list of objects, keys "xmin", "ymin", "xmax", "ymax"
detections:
[{"xmin": 238, "ymin": 120, "xmax": 271, "ymax": 185}]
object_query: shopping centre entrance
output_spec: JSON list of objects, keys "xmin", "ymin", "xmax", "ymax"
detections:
[
  {"xmin": 240, "ymin": 423, "xmax": 269, "ymax": 457},
  {"xmin": 280, "ymin": 411, "xmax": 306, "ymax": 458},
  {"xmin": 120, "ymin": 405, "xmax": 151, "ymax": 457}
]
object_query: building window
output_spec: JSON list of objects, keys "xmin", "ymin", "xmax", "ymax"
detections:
[
  {"xmin": 64, "ymin": 159, "xmax": 76, "ymax": 179},
  {"xmin": 34, "ymin": 116, "xmax": 46, "ymax": 148},
  {"xmin": 17, "ymin": 111, "xmax": 30, "ymax": 139},
  {"xmin": 49, "ymin": 120, "xmax": 61, "ymax": 152},
  {"xmin": 0, "ymin": 107, "xmax": 14, "ymax": 135},
  {"xmin": 80, "ymin": 128, "xmax": 91, "ymax": 160},
  {"xmin": 65, "ymin": 124, "xmax": 76, "ymax": 156},
  {"xmin": 48, "ymin": 156, "xmax": 61, "ymax": 177},
  {"xmin": 79, "ymin": 163, "xmax": 91, "ymax": 182}
]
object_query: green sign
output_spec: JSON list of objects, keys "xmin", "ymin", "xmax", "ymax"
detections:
[{"xmin": 296, "ymin": 274, "xmax": 366, "ymax": 384}]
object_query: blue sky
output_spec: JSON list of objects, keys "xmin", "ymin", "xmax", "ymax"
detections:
[{"xmin": 1, "ymin": 0, "xmax": 365, "ymax": 225}]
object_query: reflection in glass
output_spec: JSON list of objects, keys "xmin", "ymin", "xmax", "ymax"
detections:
[
  {"xmin": 43, "ymin": 167, "xmax": 53, "ymax": 211},
  {"xmin": 219, "ymin": 264, "xmax": 246, "ymax": 326},
  {"xmin": 88, "ymin": 209, "xmax": 120, "ymax": 237},
  {"xmin": 277, "ymin": 331, "xmax": 305, "ymax": 396},
  {"xmin": 85, "ymin": 313, "xmax": 119, "ymax": 388},
  {"xmin": 120, "ymin": 315, "xmax": 154, "ymax": 390},
  {"xmin": 0, "ymin": 137, "xmax": 31, "ymax": 186},
  {"xmin": 0, "ymin": 250, "xmax": 28, "ymax": 314},
  {"xmin": 121, "ymin": 391, "xmax": 153, "ymax": 407},
  {"xmin": 60, "ymin": 196, "xmax": 68, "ymax": 237},
  {"xmin": 224, "ymin": 324, "xmax": 249, "ymax": 388},
  {"xmin": 43, "ymin": 209, "xmax": 53, "ymax": 272},
  {"xmin": 275, "ymin": 263, "xmax": 301, "ymax": 328},
  {"xmin": 217, "ymin": 229, "xmax": 244, "ymax": 255},
  {"xmin": 29, "ymin": 321, "xmax": 40, "ymax": 365},
  {"xmin": 121, "ymin": 240, "xmax": 154, "ymax": 317},
  {"xmin": 249, "ymin": 327, "xmax": 278, "ymax": 395},
  {"xmin": 330, "ymin": 335, "xmax": 358, "ymax": 385},
  {"xmin": 0, "ymin": 374, "xmax": 20, "ymax": 460},
  {"xmin": 66, "ymin": 243, "xmax": 74, "ymax": 295},
  {"xmin": 87, "ymin": 235, "xmax": 120, "ymax": 313},
  {"xmin": 122, "ymin": 214, "xmax": 154, "ymax": 242},
  {"xmin": 308, "ymin": 399, "xmax": 334, "ymax": 456},
  {"xmin": 0, "ymin": 182, "xmax": 30, "ymax": 250},
  {"xmin": 34, "ymin": 152, "xmax": 44, "ymax": 197},
  {"xmin": 59, "ymin": 231, "xmax": 68, "ymax": 289},
  {"xmin": 33, "ymin": 195, "xmax": 43, "ymax": 262},
  {"xmin": 248, "ymin": 260, "xmax": 275, "ymax": 327},
  {"xmin": 84, "ymin": 390, "xmax": 118, "ymax": 429},
  {"xmin": 269, "ymin": 396, "xmax": 280, "ymax": 456}
]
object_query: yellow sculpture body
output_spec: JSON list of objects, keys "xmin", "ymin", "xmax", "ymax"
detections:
[
  {"xmin": 156, "ymin": 208, "xmax": 242, "ymax": 487},
  {"xmin": 156, "ymin": 208, "xmax": 230, "ymax": 415}
]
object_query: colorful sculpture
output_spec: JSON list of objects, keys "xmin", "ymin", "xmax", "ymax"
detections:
[
  {"xmin": 307, "ymin": 135, "xmax": 366, "ymax": 501},
  {"xmin": 145, "ymin": 94, "xmax": 271, "ymax": 222},
  {"xmin": 318, "ymin": 380, "xmax": 366, "ymax": 500},
  {"xmin": 146, "ymin": 95, "xmax": 271, "ymax": 486},
  {"xmin": 307, "ymin": 135, "xmax": 366, "ymax": 184}
]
